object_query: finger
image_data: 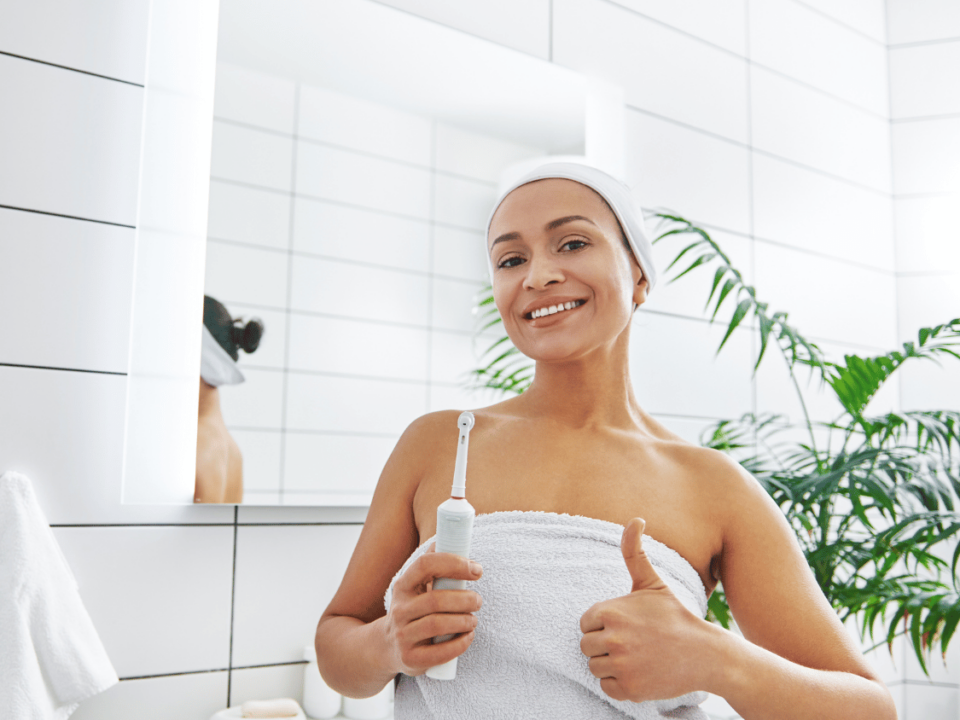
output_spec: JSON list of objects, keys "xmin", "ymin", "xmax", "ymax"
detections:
[
  {"xmin": 579, "ymin": 604, "xmax": 604, "ymax": 634},
  {"xmin": 587, "ymin": 653, "xmax": 616, "ymax": 680},
  {"xmin": 621, "ymin": 518, "xmax": 667, "ymax": 593},
  {"xmin": 579, "ymin": 628, "xmax": 606, "ymax": 659}
]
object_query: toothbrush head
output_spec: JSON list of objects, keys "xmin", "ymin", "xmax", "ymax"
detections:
[{"xmin": 458, "ymin": 411, "xmax": 475, "ymax": 433}]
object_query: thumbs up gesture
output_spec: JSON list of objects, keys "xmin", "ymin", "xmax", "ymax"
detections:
[{"xmin": 579, "ymin": 518, "xmax": 712, "ymax": 703}]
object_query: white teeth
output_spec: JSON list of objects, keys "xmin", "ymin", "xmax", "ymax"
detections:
[{"xmin": 529, "ymin": 300, "xmax": 584, "ymax": 320}]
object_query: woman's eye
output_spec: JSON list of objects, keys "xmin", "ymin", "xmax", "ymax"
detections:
[
  {"xmin": 497, "ymin": 255, "xmax": 524, "ymax": 269},
  {"xmin": 562, "ymin": 239, "xmax": 588, "ymax": 251}
]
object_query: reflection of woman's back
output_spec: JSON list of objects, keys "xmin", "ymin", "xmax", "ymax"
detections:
[{"xmin": 196, "ymin": 295, "xmax": 263, "ymax": 504}]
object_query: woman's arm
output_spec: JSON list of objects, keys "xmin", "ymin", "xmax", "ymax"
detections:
[
  {"xmin": 315, "ymin": 411, "xmax": 459, "ymax": 697},
  {"xmin": 702, "ymin": 454, "xmax": 897, "ymax": 720}
]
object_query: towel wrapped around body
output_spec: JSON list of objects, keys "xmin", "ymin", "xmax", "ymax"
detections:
[{"xmin": 384, "ymin": 510, "xmax": 710, "ymax": 719}]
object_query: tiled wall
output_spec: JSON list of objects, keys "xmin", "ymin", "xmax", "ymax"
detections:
[
  {"xmin": 884, "ymin": 2, "xmax": 960, "ymax": 717},
  {"xmin": 1, "ymin": 0, "xmax": 956, "ymax": 717},
  {"xmin": 205, "ymin": 62, "xmax": 540, "ymax": 504}
]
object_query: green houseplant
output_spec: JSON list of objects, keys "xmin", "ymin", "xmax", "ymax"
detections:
[{"xmin": 469, "ymin": 211, "xmax": 960, "ymax": 675}]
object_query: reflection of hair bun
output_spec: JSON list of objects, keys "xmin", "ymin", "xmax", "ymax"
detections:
[
  {"xmin": 232, "ymin": 318, "xmax": 264, "ymax": 355},
  {"xmin": 203, "ymin": 295, "xmax": 265, "ymax": 362}
]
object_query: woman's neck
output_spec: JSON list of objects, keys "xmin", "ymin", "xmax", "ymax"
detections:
[
  {"xmin": 516, "ymin": 337, "xmax": 646, "ymax": 431},
  {"xmin": 198, "ymin": 379, "xmax": 223, "ymax": 418}
]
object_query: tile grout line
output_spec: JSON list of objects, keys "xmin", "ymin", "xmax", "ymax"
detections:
[
  {"xmin": 226, "ymin": 505, "xmax": 239, "ymax": 706},
  {"xmin": 426, "ymin": 120, "xmax": 437, "ymax": 412},
  {"xmin": 277, "ymin": 83, "xmax": 301, "ymax": 503},
  {"xmin": 745, "ymin": 0, "xmax": 759, "ymax": 448},
  {"xmin": 883, "ymin": 0, "xmax": 905, "ymax": 434},
  {"xmin": 0, "ymin": 50, "xmax": 145, "ymax": 87}
]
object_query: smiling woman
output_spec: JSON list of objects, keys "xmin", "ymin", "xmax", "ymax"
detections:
[{"xmin": 314, "ymin": 161, "xmax": 898, "ymax": 720}]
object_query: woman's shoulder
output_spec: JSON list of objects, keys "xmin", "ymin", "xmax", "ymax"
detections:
[{"xmin": 400, "ymin": 401, "xmax": 521, "ymax": 442}]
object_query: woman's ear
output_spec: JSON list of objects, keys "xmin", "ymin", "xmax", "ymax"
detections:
[{"xmin": 633, "ymin": 274, "xmax": 649, "ymax": 310}]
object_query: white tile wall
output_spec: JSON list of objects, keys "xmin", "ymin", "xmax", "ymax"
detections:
[
  {"xmin": 901, "ymin": 684, "xmax": 959, "ymax": 719},
  {"xmin": 796, "ymin": 0, "xmax": 886, "ymax": 43},
  {"xmin": 290, "ymin": 255, "xmax": 430, "ymax": 325},
  {"xmin": 749, "ymin": 0, "xmax": 889, "ymax": 116},
  {"xmin": 605, "ymin": 0, "xmax": 747, "ymax": 55},
  {"xmin": 0, "ymin": 209, "xmax": 134, "ymax": 373},
  {"xmin": 214, "ymin": 62, "xmax": 296, "ymax": 134},
  {"xmin": 887, "ymin": 0, "xmax": 960, "ymax": 44},
  {"xmin": 0, "ymin": 54, "xmax": 142, "ymax": 225},
  {"xmin": 230, "ymin": 429, "xmax": 282, "ymax": 492},
  {"xmin": 219, "ymin": 367, "xmax": 285, "ymax": 429},
  {"xmin": 0, "ymin": 364, "xmax": 233, "ymax": 525},
  {"xmin": 433, "ymin": 225, "xmax": 489, "ymax": 282},
  {"xmin": 282, "ymin": 433, "xmax": 397, "ymax": 494},
  {"xmin": 71, "ymin": 673, "xmax": 229, "ymax": 720},
  {"xmin": 296, "ymin": 143, "xmax": 432, "ymax": 218},
  {"xmin": 0, "ymin": 0, "xmax": 150, "ymax": 84},
  {"xmin": 372, "ymin": 0, "xmax": 550, "ymax": 59},
  {"xmin": 204, "ymin": 240, "xmax": 290, "ymax": 310},
  {"xmin": 209, "ymin": 121, "xmax": 294, "ymax": 192},
  {"xmin": 892, "ymin": 118, "xmax": 960, "ymax": 195},
  {"xmin": 752, "ymin": 154, "xmax": 895, "ymax": 271},
  {"xmin": 284, "ymin": 373, "xmax": 426, "ymax": 435},
  {"xmin": 434, "ymin": 123, "xmax": 543, "ymax": 184},
  {"xmin": 629, "ymin": 313, "xmax": 754, "ymax": 419},
  {"xmin": 753, "ymin": 241, "xmax": 897, "ymax": 350},
  {"xmin": 231, "ymin": 524, "xmax": 362, "ymax": 666},
  {"xmin": 625, "ymin": 110, "xmax": 752, "ymax": 235},
  {"xmin": 54, "ymin": 526, "xmax": 235, "ymax": 676},
  {"xmin": 894, "ymin": 195, "xmax": 960, "ymax": 274},
  {"xmin": 207, "ymin": 180, "xmax": 291, "ymax": 250},
  {"xmin": 287, "ymin": 314, "xmax": 429, "ymax": 380},
  {"xmin": 554, "ymin": 0, "xmax": 749, "ymax": 144},
  {"xmin": 889, "ymin": 42, "xmax": 960, "ymax": 119},
  {"xmin": 299, "ymin": 84, "xmax": 432, "ymax": 166},
  {"xmin": 292, "ymin": 197, "xmax": 431, "ymax": 273},
  {"xmin": 750, "ymin": 65, "xmax": 891, "ymax": 193},
  {"xmin": 433, "ymin": 174, "xmax": 497, "ymax": 230},
  {"xmin": 643, "ymin": 228, "xmax": 756, "ymax": 326}
]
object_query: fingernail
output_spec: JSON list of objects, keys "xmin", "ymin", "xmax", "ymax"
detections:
[{"xmin": 470, "ymin": 561, "xmax": 483, "ymax": 576}]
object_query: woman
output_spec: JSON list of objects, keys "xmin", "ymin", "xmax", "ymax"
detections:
[
  {"xmin": 195, "ymin": 295, "xmax": 263, "ymax": 504},
  {"xmin": 315, "ymin": 163, "xmax": 897, "ymax": 719}
]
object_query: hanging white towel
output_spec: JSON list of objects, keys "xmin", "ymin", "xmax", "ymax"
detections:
[
  {"xmin": 384, "ymin": 511, "xmax": 709, "ymax": 719},
  {"xmin": 0, "ymin": 471, "xmax": 119, "ymax": 719}
]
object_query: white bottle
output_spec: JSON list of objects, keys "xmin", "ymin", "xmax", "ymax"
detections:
[
  {"xmin": 302, "ymin": 645, "xmax": 342, "ymax": 719},
  {"xmin": 425, "ymin": 412, "xmax": 477, "ymax": 681}
]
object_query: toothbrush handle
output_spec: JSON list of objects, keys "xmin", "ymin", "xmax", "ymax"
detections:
[
  {"xmin": 432, "ymin": 506, "xmax": 475, "ymax": 643},
  {"xmin": 426, "ymin": 501, "xmax": 475, "ymax": 680}
]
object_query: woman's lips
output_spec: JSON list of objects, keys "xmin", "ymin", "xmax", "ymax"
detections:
[{"xmin": 524, "ymin": 299, "xmax": 587, "ymax": 326}]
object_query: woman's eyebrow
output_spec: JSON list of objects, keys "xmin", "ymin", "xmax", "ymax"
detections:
[
  {"xmin": 545, "ymin": 215, "xmax": 597, "ymax": 231},
  {"xmin": 491, "ymin": 216, "xmax": 598, "ymax": 248}
]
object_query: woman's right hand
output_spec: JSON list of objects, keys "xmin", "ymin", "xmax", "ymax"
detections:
[{"xmin": 382, "ymin": 541, "xmax": 483, "ymax": 677}]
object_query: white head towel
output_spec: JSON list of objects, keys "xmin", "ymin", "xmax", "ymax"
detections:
[
  {"xmin": 484, "ymin": 161, "xmax": 658, "ymax": 295},
  {"xmin": 0, "ymin": 471, "xmax": 119, "ymax": 719},
  {"xmin": 384, "ymin": 511, "xmax": 708, "ymax": 719},
  {"xmin": 200, "ymin": 323, "xmax": 245, "ymax": 387}
]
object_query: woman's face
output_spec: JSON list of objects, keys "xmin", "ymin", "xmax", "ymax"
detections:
[{"xmin": 487, "ymin": 178, "xmax": 648, "ymax": 364}]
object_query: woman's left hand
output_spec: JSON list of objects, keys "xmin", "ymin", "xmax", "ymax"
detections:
[{"xmin": 579, "ymin": 517, "xmax": 714, "ymax": 703}]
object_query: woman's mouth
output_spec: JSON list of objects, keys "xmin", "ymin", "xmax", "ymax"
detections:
[{"xmin": 524, "ymin": 299, "xmax": 586, "ymax": 321}]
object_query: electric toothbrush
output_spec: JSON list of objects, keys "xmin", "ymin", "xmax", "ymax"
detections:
[{"xmin": 425, "ymin": 411, "xmax": 477, "ymax": 681}]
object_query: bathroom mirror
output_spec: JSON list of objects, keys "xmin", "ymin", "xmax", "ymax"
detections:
[{"xmin": 123, "ymin": 0, "xmax": 624, "ymax": 506}]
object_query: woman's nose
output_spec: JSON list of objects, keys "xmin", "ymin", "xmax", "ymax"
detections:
[{"xmin": 523, "ymin": 253, "xmax": 564, "ymax": 290}]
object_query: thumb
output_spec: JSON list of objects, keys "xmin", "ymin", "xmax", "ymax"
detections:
[{"xmin": 621, "ymin": 518, "xmax": 665, "ymax": 593}]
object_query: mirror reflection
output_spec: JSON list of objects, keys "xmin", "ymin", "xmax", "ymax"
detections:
[{"xmin": 197, "ymin": 0, "xmax": 592, "ymax": 504}]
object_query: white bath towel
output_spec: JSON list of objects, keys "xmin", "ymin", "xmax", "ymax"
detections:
[
  {"xmin": 0, "ymin": 471, "xmax": 119, "ymax": 719},
  {"xmin": 384, "ymin": 511, "xmax": 709, "ymax": 719}
]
